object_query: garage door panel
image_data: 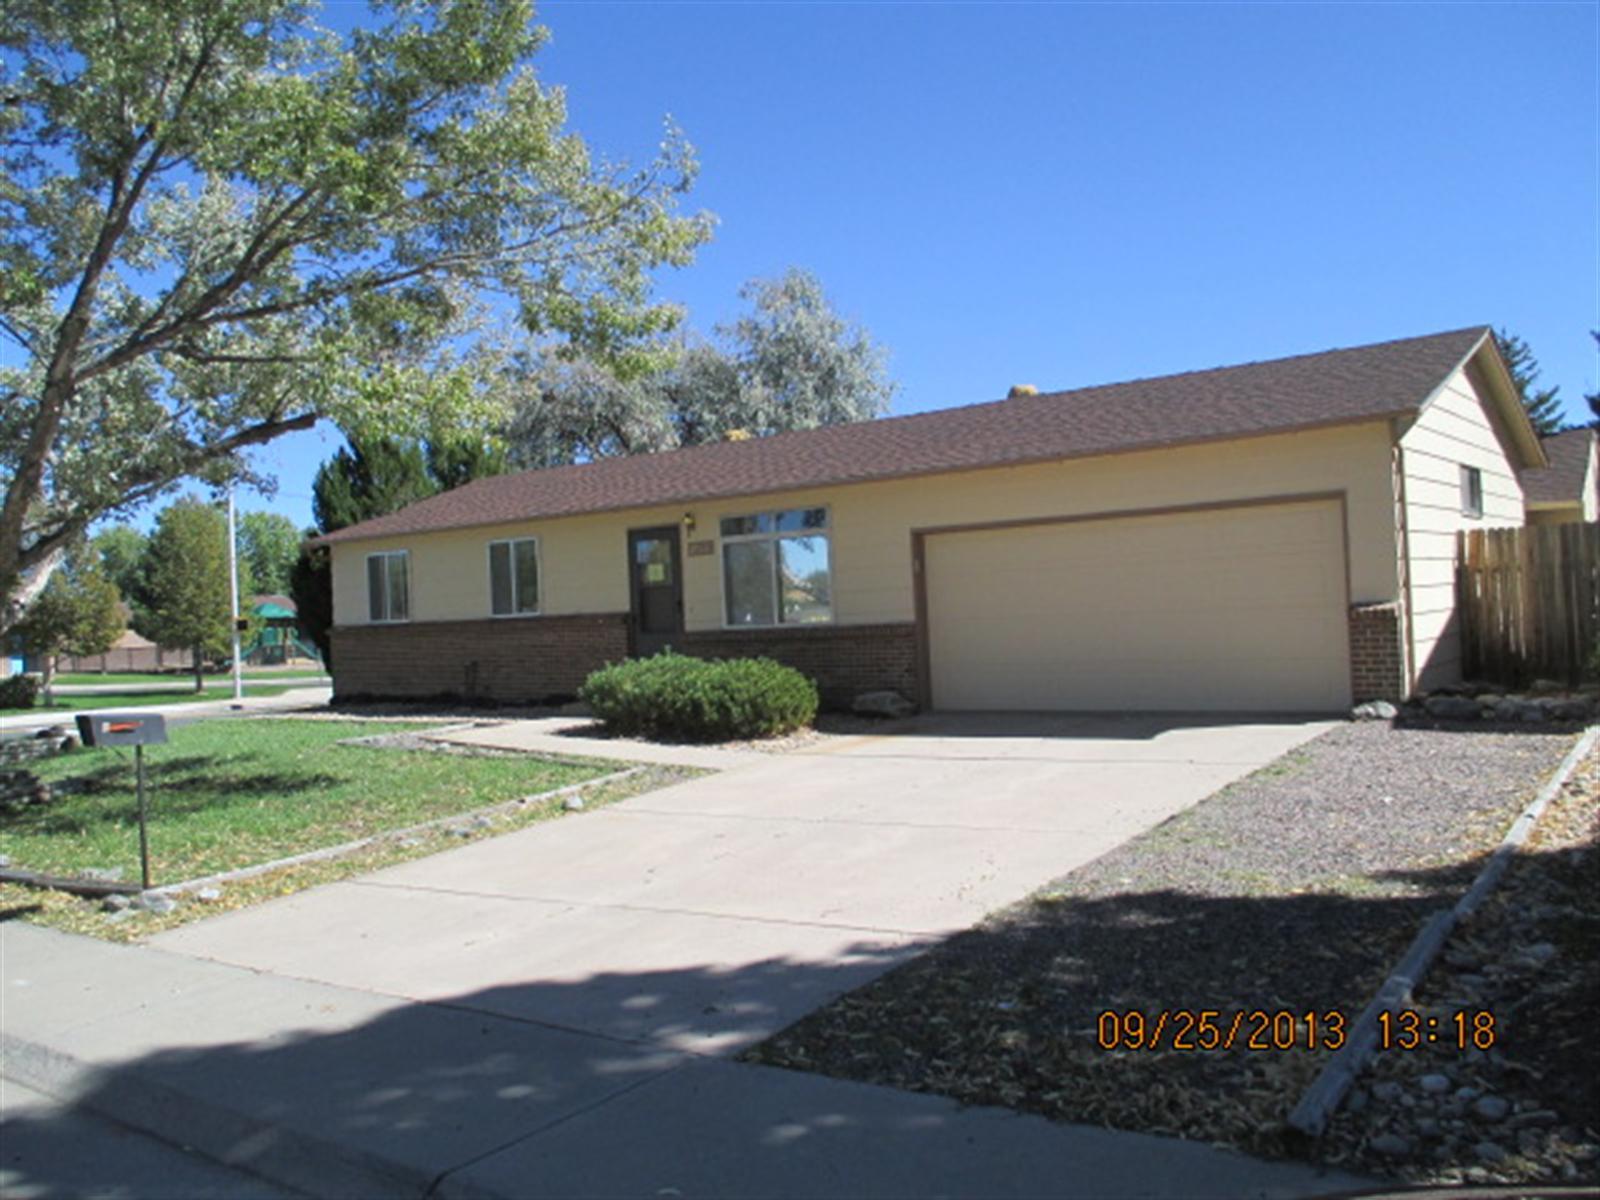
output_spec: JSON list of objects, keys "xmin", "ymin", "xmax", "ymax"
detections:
[{"xmin": 925, "ymin": 502, "xmax": 1349, "ymax": 712}]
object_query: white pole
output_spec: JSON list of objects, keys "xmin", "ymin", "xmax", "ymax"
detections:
[{"xmin": 227, "ymin": 487, "xmax": 244, "ymax": 702}]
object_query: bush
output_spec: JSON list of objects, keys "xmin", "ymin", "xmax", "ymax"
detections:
[
  {"xmin": 579, "ymin": 653, "xmax": 818, "ymax": 742},
  {"xmin": 0, "ymin": 673, "xmax": 39, "ymax": 709}
]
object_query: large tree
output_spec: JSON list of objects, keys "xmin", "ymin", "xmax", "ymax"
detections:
[
  {"xmin": 17, "ymin": 553, "xmax": 125, "ymax": 702},
  {"xmin": 1496, "ymin": 330, "xmax": 1564, "ymax": 436},
  {"xmin": 509, "ymin": 268, "xmax": 896, "ymax": 467},
  {"xmin": 0, "ymin": 0, "xmax": 710, "ymax": 628},
  {"xmin": 236, "ymin": 510, "xmax": 300, "ymax": 596},
  {"xmin": 310, "ymin": 438, "xmax": 438, "ymax": 535},
  {"xmin": 140, "ymin": 497, "xmax": 251, "ymax": 690}
]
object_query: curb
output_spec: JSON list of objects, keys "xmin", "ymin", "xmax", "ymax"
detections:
[
  {"xmin": 1288, "ymin": 724, "xmax": 1600, "ymax": 1137},
  {"xmin": 0, "ymin": 1030, "xmax": 439, "ymax": 1200}
]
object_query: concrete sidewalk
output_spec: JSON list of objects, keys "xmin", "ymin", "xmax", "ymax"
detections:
[
  {"xmin": 0, "ymin": 684, "xmax": 333, "ymax": 738},
  {"xmin": 1, "ymin": 923, "xmax": 1368, "ymax": 1199}
]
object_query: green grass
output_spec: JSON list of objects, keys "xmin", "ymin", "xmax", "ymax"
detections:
[
  {"xmin": 0, "ymin": 683, "xmax": 310, "ymax": 717},
  {"xmin": 54, "ymin": 671, "xmax": 327, "ymax": 686},
  {"xmin": 0, "ymin": 719, "xmax": 613, "ymax": 885}
]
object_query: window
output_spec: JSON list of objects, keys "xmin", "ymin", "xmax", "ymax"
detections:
[
  {"xmin": 720, "ymin": 507, "xmax": 832, "ymax": 626},
  {"xmin": 1460, "ymin": 465, "xmax": 1484, "ymax": 518},
  {"xmin": 489, "ymin": 538, "xmax": 540, "ymax": 616},
  {"xmin": 366, "ymin": 551, "xmax": 410, "ymax": 622}
]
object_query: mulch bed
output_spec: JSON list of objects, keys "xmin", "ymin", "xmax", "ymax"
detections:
[{"xmin": 743, "ymin": 721, "xmax": 1584, "ymax": 1172}]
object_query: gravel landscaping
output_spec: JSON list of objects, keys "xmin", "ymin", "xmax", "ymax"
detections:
[
  {"xmin": 1320, "ymin": 742, "xmax": 1599, "ymax": 1187},
  {"xmin": 745, "ymin": 721, "xmax": 1584, "ymax": 1169}
]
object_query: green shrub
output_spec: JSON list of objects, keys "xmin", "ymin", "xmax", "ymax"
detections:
[
  {"xmin": 0, "ymin": 673, "xmax": 39, "ymax": 709},
  {"xmin": 579, "ymin": 652, "xmax": 818, "ymax": 742}
]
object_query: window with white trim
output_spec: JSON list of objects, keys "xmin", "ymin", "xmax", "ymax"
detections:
[
  {"xmin": 366, "ymin": 551, "xmax": 410, "ymax": 622},
  {"xmin": 720, "ymin": 507, "xmax": 832, "ymax": 626},
  {"xmin": 489, "ymin": 538, "xmax": 540, "ymax": 616},
  {"xmin": 1460, "ymin": 465, "xmax": 1484, "ymax": 518}
]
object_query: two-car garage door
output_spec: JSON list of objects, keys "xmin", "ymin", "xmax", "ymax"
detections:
[{"xmin": 923, "ymin": 499, "xmax": 1351, "ymax": 712}]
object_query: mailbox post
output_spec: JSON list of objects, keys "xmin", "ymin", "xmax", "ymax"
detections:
[{"xmin": 75, "ymin": 713, "xmax": 168, "ymax": 890}]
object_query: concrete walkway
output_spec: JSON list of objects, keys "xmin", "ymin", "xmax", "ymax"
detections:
[
  {"xmin": 2, "ymin": 924, "xmax": 1367, "ymax": 1199},
  {"xmin": 431, "ymin": 715, "xmax": 771, "ymax": 769},
  {"xmin": 2, "ymin": 712, "xmax": 1364, "ymax": 1197}
]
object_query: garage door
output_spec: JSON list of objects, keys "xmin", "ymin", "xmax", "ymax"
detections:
[{"xmin": 924, "ymin": 500, "xmax": 1350, "ymax": 712}]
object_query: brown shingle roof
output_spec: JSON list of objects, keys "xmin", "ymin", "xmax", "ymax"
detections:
[
  {"xmin": 321, "ymin": 325, "xmax": 1492, "ymax": 545},
  {"xmin": 1521, "ymin": 428, "xmax": 1597, "ymax": 506}
]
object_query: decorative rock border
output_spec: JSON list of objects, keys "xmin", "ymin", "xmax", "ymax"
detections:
[{"xmin": 1288, "ymin": 724, "xmax": 1600, "ymax": 1137}]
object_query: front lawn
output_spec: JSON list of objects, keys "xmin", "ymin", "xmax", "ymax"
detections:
[{"xmin": 0, "ymin": 719, "xmax": 612, "ymax": 885}]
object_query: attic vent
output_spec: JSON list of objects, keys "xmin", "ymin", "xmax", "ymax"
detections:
[{"xmin": 1008, "ymin": 384, "xmax": 1039, "ymax": 398}]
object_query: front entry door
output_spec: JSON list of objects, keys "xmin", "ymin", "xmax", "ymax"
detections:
[{"xmin": 628, "ymin": 527, "xmax": 683, "ymax": 658}]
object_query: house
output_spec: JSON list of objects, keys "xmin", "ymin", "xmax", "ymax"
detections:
[
  {"xmin": 319, "ymin": 326, "xmax": 1544, "ymax": 713},
  {"xmin": 1519, "ymin": 427, "xmax": 1599, "ymax": 526}
]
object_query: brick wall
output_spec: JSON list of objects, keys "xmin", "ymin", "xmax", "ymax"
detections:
[
  {"xmin": 331, "ymin": 614, "xmax": 629, "ymax": 704},
  {"xmin": 677, "ymin": 623, "xmax": 919, "ymax": 710},
  {"xmin": 331, "ymin": 616, "xmax": 919, "ymax": 709},
  {"xmin": 1348, "ymin": 602, "xmax": 1407, "ymax": 704}
]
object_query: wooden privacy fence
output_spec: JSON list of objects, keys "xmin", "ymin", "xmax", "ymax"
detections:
[{"xmin": 1457, "ymin": 523, "xmax": 1600, "ymax": 687}]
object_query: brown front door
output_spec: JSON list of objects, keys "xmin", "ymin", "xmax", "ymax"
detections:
[{"xmin": 628, "ymin": 526, "xmax": 683, "ymax": 658}]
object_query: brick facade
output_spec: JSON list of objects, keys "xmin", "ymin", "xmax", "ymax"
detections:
[
  {"xmin": 331, "ymin": 616, "xmax": 919, "ymax": 710},
  {"xmin": 677, "ymin": 623, "xmax": 919, "ymax": 710},
  {"xmin": 1348, "ymin": 602, "xmax": 1407, "ymax": 704},
  {"xmin": 331, "ymin": 614, "xmax": 630, "ymax": 704}
]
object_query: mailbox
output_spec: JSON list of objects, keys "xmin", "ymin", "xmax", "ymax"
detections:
[{"xmin": 75, "ymin": 713, "xmax": 168, "ymax": 748}]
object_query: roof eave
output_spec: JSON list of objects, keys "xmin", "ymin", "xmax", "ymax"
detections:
[
  {"xmin": 1469, "ymin": 331, "xmax": 1549, "ymax": 469},
  {"xmin": 315, "ymin": 410, "xmax": 1413, "ymax": 549}
]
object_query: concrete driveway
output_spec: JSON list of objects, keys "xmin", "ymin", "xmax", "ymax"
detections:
[{"xmin": 153, "ymin": 712, "xmax": 1332, "ymax": 1055}]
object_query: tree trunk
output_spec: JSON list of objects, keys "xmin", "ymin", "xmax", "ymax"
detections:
[
  {"xmin": 0, "ymin": 543, "xmax": 68, "ymax": 637},
  {"xmin": 42, "ymin": 653, "xmax": 57, "ymax": 707},
  {"xmin": 193, "ymin": 646, "xmax": 204, "ymax": 693}
]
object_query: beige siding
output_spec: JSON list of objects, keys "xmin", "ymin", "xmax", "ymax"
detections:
[
  {"xmin": 333, "ymin": 422, "xmax": 1400, "ymax": 641},
  {"xmin": 1399, "ymin": 364, "xmax": 1525, "ymax": 691},
  {"xmin": 924, "ymin": 500, "xmax": 1350, "ymax": 711},
  {"xmin": 1586, "ymin": 441, "xmax": 1600, "ymax": 522}
]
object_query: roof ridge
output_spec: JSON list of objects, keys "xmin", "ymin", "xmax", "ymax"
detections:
[{"xmin": 320, "ymin": 324, "xmax": 1491, "ymax": 545}]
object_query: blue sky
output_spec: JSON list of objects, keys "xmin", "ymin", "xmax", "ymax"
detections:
[{"xmin": 232, "ymin": 0, "xmax": 1599, "ymax": 530}]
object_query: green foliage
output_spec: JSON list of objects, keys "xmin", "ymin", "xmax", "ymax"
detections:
[
  {"xmin": 0, "ymin": 673, "xmax": 39, "ymax": 709},
  {"xmin": 0, "ymin": 0, "xmax": 711, "ymax": 624},
  {"xmin": 1496, "ymin": 330, "xmax": 1564, "ymax": 437},
  {"xmin": 90, "ymin": 525, "xmax": 149, "ymax": 601},
  {"xmin": 288, "ymin": 536, "xmax": 333, "ymax": 667},
  {"xmin": 311, "ymin": 438, "xmax": 438, "ymax": 535},
  {"xmin": 16, "ymin": 554, "xmax": 126, "ymax": 694},
  {"xmin": 579, "ymin": 653, "xmax": 818, "ymax": 742},
  {"xmin": 140, "ymin": 499, "xmax": 252, "ymax": 671},
  {"xmin": 236, "ymin": 511, "xmax": 301, "ymax": 596},
  {"xmin": 425, "ymin": 434, "xmax": 509, "ymax": 492},
  {"xmin": 510, "ymin": 268, "xmax": 896, "ymax": 467}
]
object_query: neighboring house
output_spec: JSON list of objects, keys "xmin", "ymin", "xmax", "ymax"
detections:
[
  {"xmin": 1519, "ymin": 428, "xmax": 1600, "ymax": 526},
  {"xmin": 319, "ymin": 326, "xmax": 1544, "ymax": 713},
  {"xmin": 53, "ymin": 628, "xmax": 186, "ymax": 675}
]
